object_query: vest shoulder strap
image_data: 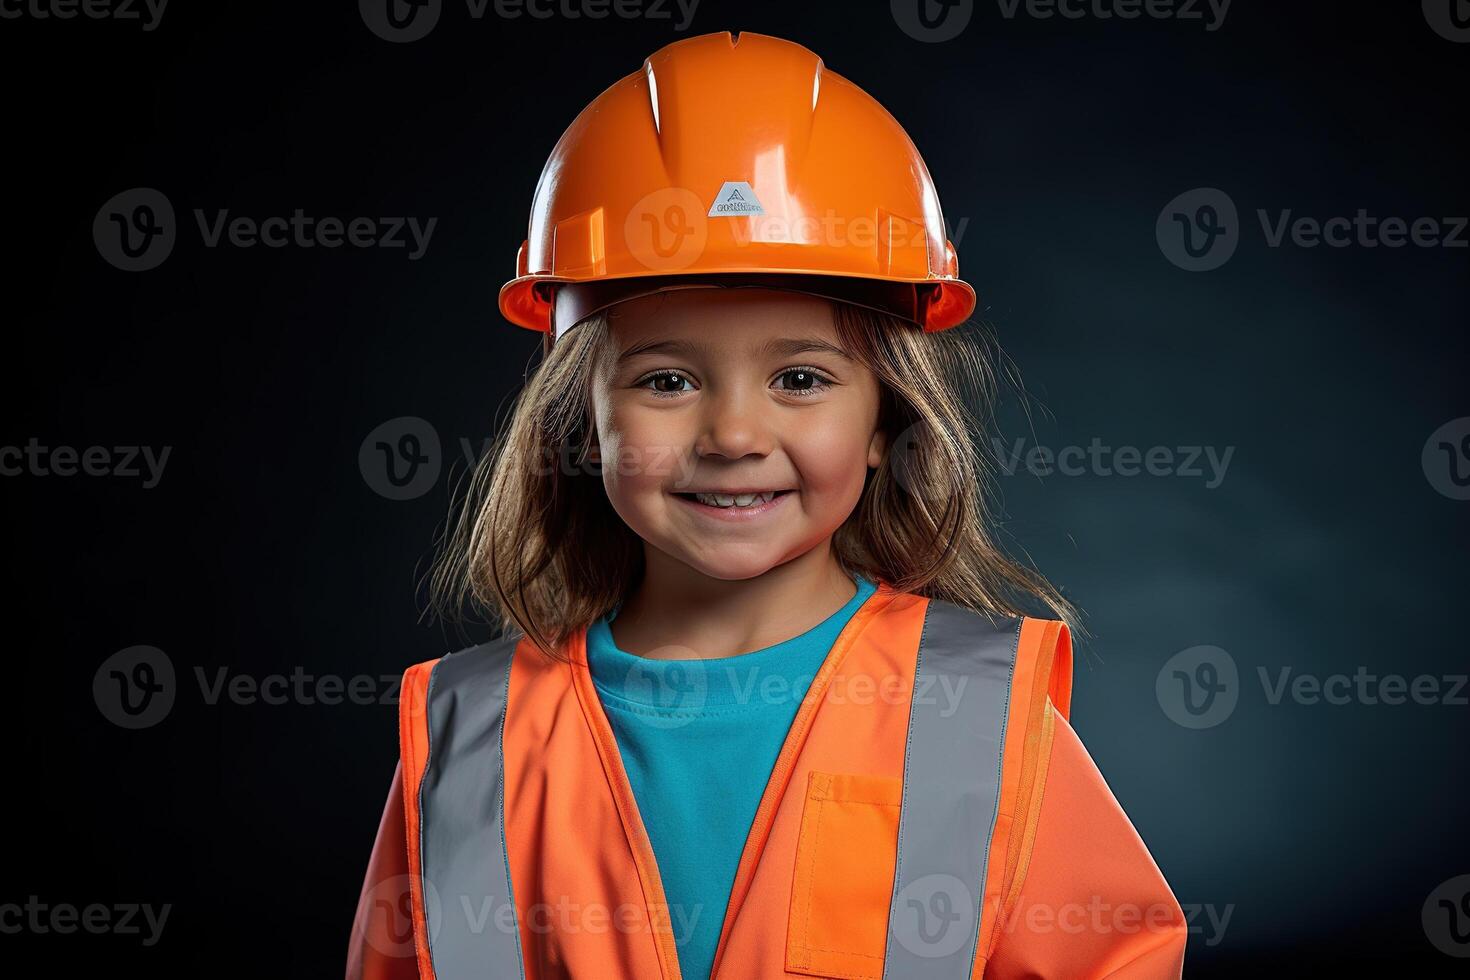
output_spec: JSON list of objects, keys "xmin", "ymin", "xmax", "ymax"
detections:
[
  {"xmin": 882, "ymin": 601, "xmax": 1073, "ymax": 979},
  {"xmin": 883, "ymin": 599, "xmax": 1018, "ymax": 978},
  {"xmin": 398, "ymin": 635, "xmax": 526, "ymax": 980}
]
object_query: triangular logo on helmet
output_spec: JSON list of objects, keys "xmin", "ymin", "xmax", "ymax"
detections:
[{"xmin": 708, "ymin": 181, "xmax": 765, "ymax": 217}]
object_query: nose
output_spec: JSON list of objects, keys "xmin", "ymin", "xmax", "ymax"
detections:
[{"xmin": 693, "ymin": 386, "xmax": 775, "ymax": 461}]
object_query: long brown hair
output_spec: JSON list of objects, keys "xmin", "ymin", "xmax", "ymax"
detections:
[{"xmin": 429, "ymin": 301, "xmax": 1079, "ymax": 658}]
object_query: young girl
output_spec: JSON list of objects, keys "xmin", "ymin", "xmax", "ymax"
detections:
[{"xmin": 348, "ymin": 30, "xmax": 1186, "ymax": 980}]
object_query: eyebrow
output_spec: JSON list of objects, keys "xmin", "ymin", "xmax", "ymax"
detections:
[{"xmin": 617, "ymin": 337, "xmax": 854, "ymax": 363}]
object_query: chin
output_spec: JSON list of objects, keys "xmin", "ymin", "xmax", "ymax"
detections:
[
  {"xmin": 685, "ymin": 557, "xmax": 780, "ymax": 582},
  {"xmin": 674, "ymin": 544, "xmax": 792, "ymax": 582}
]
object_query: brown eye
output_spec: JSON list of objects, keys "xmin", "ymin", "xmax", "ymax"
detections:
[
  {"xmin": 774, "ymin": 367, "xmax": 833, "ymax": 397},
  {"xmin": 639, "ymin": 371, "xmax": 694, "ymax": 398}
]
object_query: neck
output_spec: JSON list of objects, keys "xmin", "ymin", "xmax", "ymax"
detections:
[{"xmin": 611, "ymin": 542, "xmax": 860, "ymax": 660}]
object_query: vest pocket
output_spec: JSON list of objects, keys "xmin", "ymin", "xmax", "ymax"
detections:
[{"xmin": 786, "ymin": 770, "xmax": 902, "ymax": 979}]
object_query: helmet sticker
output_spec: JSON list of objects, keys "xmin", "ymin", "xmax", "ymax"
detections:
[{"xmin": 707, "ymin": 181, "xmax": 765, "ymax": 217}]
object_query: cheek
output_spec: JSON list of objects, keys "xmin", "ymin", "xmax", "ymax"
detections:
[
  {"xmin": 598, "ymin": 405, "xmax": 689, "ymax": 500},
  {"xmin": 788, "ymin": 413, "xmax": 876, "ymax": 500}
]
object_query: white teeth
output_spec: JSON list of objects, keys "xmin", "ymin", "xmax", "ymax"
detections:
[{"xmin": 692, "ymin": 490, "xmax": 779, "ymax": 508}]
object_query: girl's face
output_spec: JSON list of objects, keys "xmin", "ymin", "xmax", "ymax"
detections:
[{"xmin": 589, "ymin": 288, "xmax": 886, "ymax": 582}]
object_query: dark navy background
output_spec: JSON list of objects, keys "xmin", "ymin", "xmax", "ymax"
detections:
[{"xmin": 3, "ymin": 1, "xmax": 1465, "ymax": 975}]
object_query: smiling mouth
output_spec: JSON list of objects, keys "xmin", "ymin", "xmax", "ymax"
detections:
[{"xmin": 672, "ymin": 489, "xmax": 794, "ymax": 509}]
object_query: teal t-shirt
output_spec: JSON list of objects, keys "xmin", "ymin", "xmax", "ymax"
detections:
[{"xmin": 585, "ymin": 574, "xmax": 877, "ymax": 980}]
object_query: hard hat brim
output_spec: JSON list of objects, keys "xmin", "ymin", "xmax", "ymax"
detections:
[{"xmin": 500, "ymin": 272, "xmax": 977, "ymax": 341}]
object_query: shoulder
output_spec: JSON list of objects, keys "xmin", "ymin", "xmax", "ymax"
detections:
[
  {"xmin": 1017, "ymin": 615, "xmax": 1072, "ymax": 721},
  {"xmin": 400, "ymin": 632, "xmax": 525, "ymax": 703},
  {"xmin": 909, "ymin": 596, "xmax": 1072, "ymax": 721},
  {"xmin": 397, "ymin": 635, "xmax": 526, "ymax": 776}
]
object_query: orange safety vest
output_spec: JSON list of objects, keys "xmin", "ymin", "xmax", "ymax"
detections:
[{"xmin": 350, "ymin": 583, "xmax": 1187, "ymax": 979}]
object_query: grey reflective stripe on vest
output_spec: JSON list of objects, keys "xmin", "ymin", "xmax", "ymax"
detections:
[
  {"xmin": 417, "ymin": 635, "xmax": 525, "ymax": 979},
  {"xmin": 884, "ymin": 600, "xmax": 1022, "ymax": 979}
]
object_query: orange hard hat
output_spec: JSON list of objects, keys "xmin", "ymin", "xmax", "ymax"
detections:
[{"xmin": 498, "ymin": 31, "xmax": 977, "ymax": 340}]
